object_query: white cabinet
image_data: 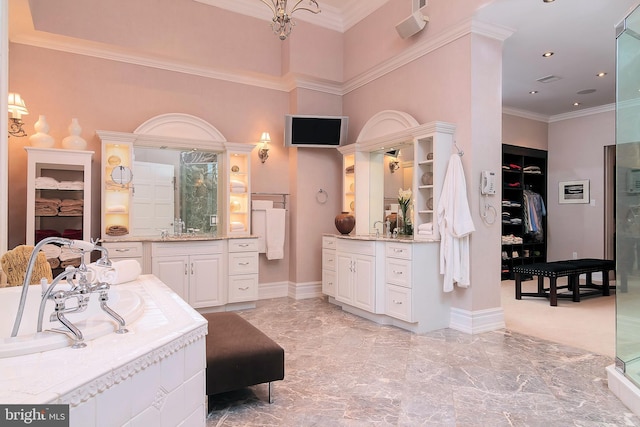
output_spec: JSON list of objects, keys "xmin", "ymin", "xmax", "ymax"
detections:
[
  {"xmin": 228, "ymin": 238, "xmax": 259, "ymax": 303},
  {"xmin": 26, "ymin": 147, "xmax": 93, "ymax": 267},
  {"xmin": 325, "ymin": 236, "xmax": 450, "ymax": 333},
  {"xmin": 151, "ymin": 241, "xmax": 224, "ymax": 308},
  {"xmin": 100, "ymin": 241, "xmax": 144, "ymax": 271},
  {"xmin": 335, "ymin": 239, "xmax": 381, "ymax": 313},
  {"xmin": 321, "ymin": 236, "xmax": 337, "ymax": 297}
]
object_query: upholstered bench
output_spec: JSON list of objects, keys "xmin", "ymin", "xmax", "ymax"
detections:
[
  {"xmin": 513, "ymin": 258, "xmax": 615, "ymax": 306},
  {"xmin": 203, "ymin": 312, "xmax": 284, "ymax": 403}
]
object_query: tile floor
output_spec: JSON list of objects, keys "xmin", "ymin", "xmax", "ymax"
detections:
[{"xmin": 206, "ymin": 297, "xmax": 639, "ymax": 426}]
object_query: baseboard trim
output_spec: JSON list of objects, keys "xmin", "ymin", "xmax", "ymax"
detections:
[
  {"xmin": 449, "ymin": 306, "xmax": 505, "ymax": 334},
  {"xmin": 288, "ymin": 281, "xmax": 323, "ymax": 300},
  {"xmin": 258, "ymin": 281, "xmax": 289, "ymax": 300}
]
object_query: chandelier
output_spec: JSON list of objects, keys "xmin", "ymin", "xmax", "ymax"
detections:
[{"xmin": 259, "ymin": 0, "xmax": 321, "ymax": 40}]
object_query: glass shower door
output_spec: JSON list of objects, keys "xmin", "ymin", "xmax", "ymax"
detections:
[{"xmin": 616, "ymin": 3, "xmax": 640, "ymax": 386}]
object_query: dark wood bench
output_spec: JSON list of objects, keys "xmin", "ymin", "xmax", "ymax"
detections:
[
  {"xmin": 513, "ymin": 258, "xmax": 615, "ymax": 306},
  {"xmin": 203, "ymin": 312, "xmax": 284, "ymax": 403}
]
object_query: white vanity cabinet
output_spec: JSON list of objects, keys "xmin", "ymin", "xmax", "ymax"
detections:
[
  {"xmin": 321, "ymin": 236, "xmax": 337, "ymax": 297},
  {"xmin": 228, "ymin": 238, "xmax": 259, "ymax": 303},
  {"xmin": 324, "ymin": 236, "xmax": 449, "ymax": 333},
  {"xmin": 335, "ymin": 239, "xmax": 383, "ymax": 313},
  {"xmin": 100, "ymin": 241, "xmax": 144, "ymax": 271},
  {"xmin": 151, "ymin": 241, "xmax": 224, "ymax": 308}
]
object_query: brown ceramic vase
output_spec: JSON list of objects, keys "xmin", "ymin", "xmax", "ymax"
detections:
[{"xmin": 335, "ymin": 212, "xmax": 355, "ymax": 235}]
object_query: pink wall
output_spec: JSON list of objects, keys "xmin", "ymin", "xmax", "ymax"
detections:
[
  {"xmin": 547, "ymin": 110, "xmax": 614, "ymax": 261},
  {"xmin": 502, "ymin": 114, "xmax": 548, "ymax": 150}
]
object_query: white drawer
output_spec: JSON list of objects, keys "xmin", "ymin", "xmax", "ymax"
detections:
[
  {"xmin": 229, "ymin": 252, "xmax": 258, "ymax": 275},
  {"xmin": 151, "ymin": 241, "xmax": 223, "ymax": 256},
  {"xmin": 322, "ymin": 269, "xmax": 336, "ymax": 297},
  {"xmin": 228, "ymin": 238, "xmax": 258, "ymax": 253},
  {"xmin": 385, "ymin": 258, "xmax": 412, "ymax": 288},
  {"xmin": 228, "ymin": 275, "xmax": 258, "ymax": 302},
  {"xmin": 336, "ymin": 238, "xmax": 375, "ymax": 256},
  {"xmin": 102, "ymin": 241, "xmax": 143, "ymax": 258},
  {"xmin": 322, "ymin": 235, "xmax": 336, "ymax": 249},
  {"xmin": 322, "ymin": 248, "xmax": 336, "ymax": 271},
  {"xmin": 385, "ymin": 284, "xmax": 412, "ymax": 322},
  {"xmin": 386, "ymin": 242, "xmax": 412, "ymax": 260}
]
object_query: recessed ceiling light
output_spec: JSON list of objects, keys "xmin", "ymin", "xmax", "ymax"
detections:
[
  {"xmin": 542, "ymin": 51, "xmax": 554, "ymax": 57},
  {"xmin": 596, "ymin": 72, "xmax": 607, "ymax": 77},
  {"xmin": 573, "ymin": 102, "xmax": 581, "ymax": 106},
  {"xmin": 529, "ymin": 91, "xmax": 538, "ymax": 94}
]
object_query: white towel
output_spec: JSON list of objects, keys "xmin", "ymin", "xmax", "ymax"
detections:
[
  {"xmin": 35, "ymin": 176, "xmax": 59, "ymax": 189},
  {"xmin": 251, "ymin": 202, "xmax": 274, "ymax": 254},
  {"xmin": 58, "ymin": 181, "xmax": 84, "ymax": 190},
  {"xmin": 106, "ymin": 204, "xmax": 127, "ymax": 213},
  {"xmin": 41, "ymin": 244, "xmax": 62, "ymax": 260},
  {"xmin": 230, "ymin": 221, "xmax": 245, "ymax": 231},
  {"xmin": 266, "ymin": 208, "xmax": 285, "ymax": 260},
  {"xmin": 418, "ymin": 222, "xmax": 433, "ymax": 232}
]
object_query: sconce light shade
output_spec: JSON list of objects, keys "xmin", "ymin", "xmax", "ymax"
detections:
[
  {"xmin": 258, "ymin": 132, "xmax": 270, "ymax": 163},
  {"xmin": 7, "ymin": 93, "xmax": 29, "ymax": 137}
]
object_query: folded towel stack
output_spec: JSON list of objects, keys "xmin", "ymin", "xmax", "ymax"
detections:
[
  {"xmin": 58, "ymin": 181, "xmax": 84, "ymax": 190},
  {"xmin": 59, "ymin": 247, "xmax": 81, "ymax": 268},
  {"xmin": 35, "ymin": 198, "xmax": 61, "ymax": 216},
  {"xmin": 230, "ymin": 179, "xmax": 247, "ymax": 193},
  {"xmin": 106, "ymin": 204, "xmax": 127, "ymax": 213},
  {"xmin": 230, "ymin": 221, "xmax": 245, "ymax": 231},
  {"xmin": 58, "ymin": 199, "xmax": 83, "ymax": 216},
  {"xmin": 35, "ymin": 176, "xmax": 60, "ymax": 189},
  {"xmin": 106, "ymin": 225, "xmax": 129, "ymax": 236},
  {"xmin": 418, "ymin": 222, "xmax": 433, "ymax": 235},
  {"xmin": 62, "ymin": 229, "xmax": 83, "ymax": 240}
]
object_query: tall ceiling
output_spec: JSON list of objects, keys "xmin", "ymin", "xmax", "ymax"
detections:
[
  {"xmin": 11, "ymin": 0, "xmax": 640, "ymax": 121},
  {"xmin": 218, "ymin": 0, "xmax": 639, "ymax": 121}
]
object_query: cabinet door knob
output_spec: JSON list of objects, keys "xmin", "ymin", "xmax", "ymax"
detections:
[
  {"xmin": 184, "ymin": 264, "xmax": 188, "ymax": 275},
  {"xmin": 191, "ymin": 262, "xmax": 194, "ymax": 275}
]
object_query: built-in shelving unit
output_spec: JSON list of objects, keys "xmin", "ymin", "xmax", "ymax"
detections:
[
  {"xmin": 225, "ymin": 143, "xmax": 253, "ymax": 236},
  {"xmin": 501, "ymin": 144, "xmax": 547, "ymax": 280},
  {"xmin": 101, "ymin": 140, "xmax": 133, "ymax": 239},
  {"xmin": 26, "ymin": 147, "xmax": 93, "ymax": 269}
]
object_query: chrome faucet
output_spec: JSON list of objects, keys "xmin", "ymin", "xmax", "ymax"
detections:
[
  {"xmin": 373, "ymin": 221, "xmax": 384, "ymax": 238},
  {"xmin": 11, "ymin": 237, "xmax": 124, "ymax": 347}
]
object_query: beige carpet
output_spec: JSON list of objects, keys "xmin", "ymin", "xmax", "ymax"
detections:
[{"xmin": 501, "ymin": 278, "xmax": 615, "ymax": 357}]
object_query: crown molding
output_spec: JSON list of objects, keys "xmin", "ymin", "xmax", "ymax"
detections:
[
  {"xmin": 192, "ymin": 0, "xmax": 391, "ymax": 33},
  {"xmin": 548, "ymin": 103, "xmax": 616, "ymax": 123},
  {"xmin": 502, "ymin": 107, "xmax": 550, "ymax": 123}
]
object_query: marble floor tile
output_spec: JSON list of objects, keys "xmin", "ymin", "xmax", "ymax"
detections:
[{"xmin": 206, "ymin": 297, "xmax": 640, "ymax": 427}]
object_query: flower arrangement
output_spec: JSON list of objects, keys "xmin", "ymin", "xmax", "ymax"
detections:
[{"xmin": 398, "ymin": 188, "xmax": 412, "ymax": 235}]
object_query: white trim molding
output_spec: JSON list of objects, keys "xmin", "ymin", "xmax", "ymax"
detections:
[
  {"xmin": 288, "ymin": 281, "xmax": 323, "ymax": 300},
  {"xmin": 449, "ymin": 306, "xmax": 505, "ymax": 334}
]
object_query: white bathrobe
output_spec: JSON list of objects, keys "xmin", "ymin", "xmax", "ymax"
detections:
[{"xmin": 437, "ymin": 153, "xmax": 475, "ymax": 292}]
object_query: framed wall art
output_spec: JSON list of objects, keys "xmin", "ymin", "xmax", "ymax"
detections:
[{"xmin": 559, "ymin": 180, "xmax": 590, "ymax": 204}]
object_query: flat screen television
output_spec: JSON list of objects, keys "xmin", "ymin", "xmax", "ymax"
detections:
[{"xmin": 284, "ymin": 115, "xmax": 349, "ymax": 148}]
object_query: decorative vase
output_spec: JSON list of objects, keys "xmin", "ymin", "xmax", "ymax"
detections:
[
  {"xmin": 61, "ymin": 118, "xmax": 87, "ymax": 150},
  {"xmin": 399, "ymin": 205, "xmax": 412, "ymax": 236},
  {"xmin": 28, "ymin": 115, "xmax": 55, "ymax": 148},
  {"xmin": 335, "ymin": 212, "xmax": 355, "ymax": 235}
]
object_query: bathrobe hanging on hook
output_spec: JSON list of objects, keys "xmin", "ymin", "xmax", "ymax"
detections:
[{"xmin": 437, "ymin": 153, "xmax": 475, "ymax": 292}]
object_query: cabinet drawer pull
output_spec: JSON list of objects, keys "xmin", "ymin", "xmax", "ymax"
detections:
[
  {"xmin": 191, "ymin": 262, "xmax": 194, "ymax": 275},
  {"xmin": 115, "ymin": 248, "xmax": 130, "ymax": 253},
  {"xmin": 184, "ymin": 264, "xmax": 188, "ymax": 275},
  {"xmin": 394, "ymin": 248, "xmax": 404, "ymax": 253},
  {"xmin": 239, "ymin": 243, "xmax": 249, "ymax": 247},
  {"xmin": 239, "ymin": 286, "xmax": 250, "ymax": 291},
  {"xmin": 393, "ymin": 270, "xmax": 403, "ymax": 275},
  {"xmin": 238, "ymin": 262, "xmax": 250, "ymax": 266},
  {"xmin": 393, "ymin": 300, "xmax": 403, "ymax": 305}
]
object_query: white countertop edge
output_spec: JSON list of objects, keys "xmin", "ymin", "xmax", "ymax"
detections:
[{"xmin": 0, "ymin": 275, "xmax": 207, "ymax": 405}]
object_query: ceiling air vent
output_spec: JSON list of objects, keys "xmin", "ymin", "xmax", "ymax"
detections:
[{"xmin": 536, "ymin": 75, "xmax": 562, "ymax": 83}]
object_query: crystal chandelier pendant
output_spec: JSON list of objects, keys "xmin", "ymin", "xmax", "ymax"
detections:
[{"xmin": 260, "ymin": 0, "xmax": 321, "ymax": 40}]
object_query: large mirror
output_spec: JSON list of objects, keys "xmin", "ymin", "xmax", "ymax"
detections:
[
  {"xmin": 132, "ymin": 146, "xmax": 220, "ymax": 236},
  {"xmin": 368, "ymin": 142, "xmax": 414, "ymax": 235}
]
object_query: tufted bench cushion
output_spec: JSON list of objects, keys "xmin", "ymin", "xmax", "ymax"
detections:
[
  {"xmin": 203, "ymin": 312, "xmax": 284, "ymax": 403},
  {"xmin": 513, "ymin": 258, "xmax": 614, "ymax": 306}
]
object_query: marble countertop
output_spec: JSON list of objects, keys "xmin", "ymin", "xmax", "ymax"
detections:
[
  {"xmin": 327, "ymin": 233, "xmax": 439, "ymax": 243},
  {"xmin": 102, "ymin": 234, "xmax": 258, "ymax": 243}
]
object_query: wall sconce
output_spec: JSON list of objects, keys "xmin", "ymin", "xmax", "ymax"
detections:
[
  {"xmin": 7, "ymin": 93, "xmax": 29, "ymax": 137},
  {"xmin": 388, "ymin": 149, "xmax": 401, "ymax": 173},
  {"xmin": 258, "ymin": 132, "xmax": 270, "ymax": 163}
]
